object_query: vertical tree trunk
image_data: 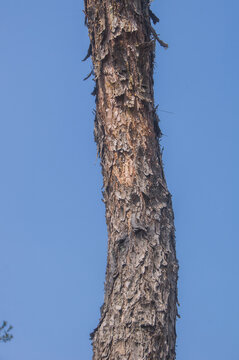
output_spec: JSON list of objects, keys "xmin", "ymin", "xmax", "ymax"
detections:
[{"xmin": 84, "ymin": 1, "xmax": 178, "ymax": 359}]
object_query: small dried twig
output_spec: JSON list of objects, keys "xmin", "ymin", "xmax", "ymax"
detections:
[
  {"xmin": 82, "ymin": 44, "xmax": 92, "ymax": 62},
  {"xmin": 149, "ymin": 9, "xmax": 160, "ymax": 24},
  {"xmin": 83, "ymin": 69, "xmax": 94, "ymax": 81},
  {"xmin": 150, "ymin": 25, "xmax": 168, "ymax": 48}
]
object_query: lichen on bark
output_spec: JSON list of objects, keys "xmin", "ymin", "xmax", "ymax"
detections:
[{"xmin": 84, "ymin": 1, "xmax": 178, "ymax": 359}]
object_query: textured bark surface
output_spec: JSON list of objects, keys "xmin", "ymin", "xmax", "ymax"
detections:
[{"xmin": 84, "ymin": 1, "xmax": 178, "ymax": 359}]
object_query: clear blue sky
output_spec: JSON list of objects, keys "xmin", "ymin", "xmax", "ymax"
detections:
[{"xmin": 0, "ymin": 0, "xmax": 238, "ymax": 359}]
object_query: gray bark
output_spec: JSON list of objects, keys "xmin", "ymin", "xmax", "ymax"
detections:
[{"xmin": 84, "ymin": 1, "xmax": 178, "ymax": 359}]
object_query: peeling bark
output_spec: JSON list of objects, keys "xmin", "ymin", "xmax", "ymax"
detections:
[{"xmin": 85, "ymin": 1, "xmax": 178, "ymax": 359}]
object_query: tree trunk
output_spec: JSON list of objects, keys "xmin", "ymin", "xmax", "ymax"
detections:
[{"xmin": 84, "ymin": 1, "xmax": 178, "ymax": 359}]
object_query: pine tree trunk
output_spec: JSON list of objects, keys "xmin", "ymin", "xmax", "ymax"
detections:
[{"xmin": 85, "ymin": 1, "xmax": 178, "ymax": 359}]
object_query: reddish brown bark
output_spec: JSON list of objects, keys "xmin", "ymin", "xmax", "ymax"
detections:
[{"xmin": 85, "ymin": 1, "xmax": 178, "ymax": 359}]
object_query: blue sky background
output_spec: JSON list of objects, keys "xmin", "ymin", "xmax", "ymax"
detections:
[{"xmin": 0, "ymin": 0, "xmax": 238, "ymax": 359}]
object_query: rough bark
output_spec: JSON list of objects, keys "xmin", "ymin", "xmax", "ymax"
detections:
[{"xmin": 84, "ymin": 1, "xmax": 178, "ymax": 359}]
